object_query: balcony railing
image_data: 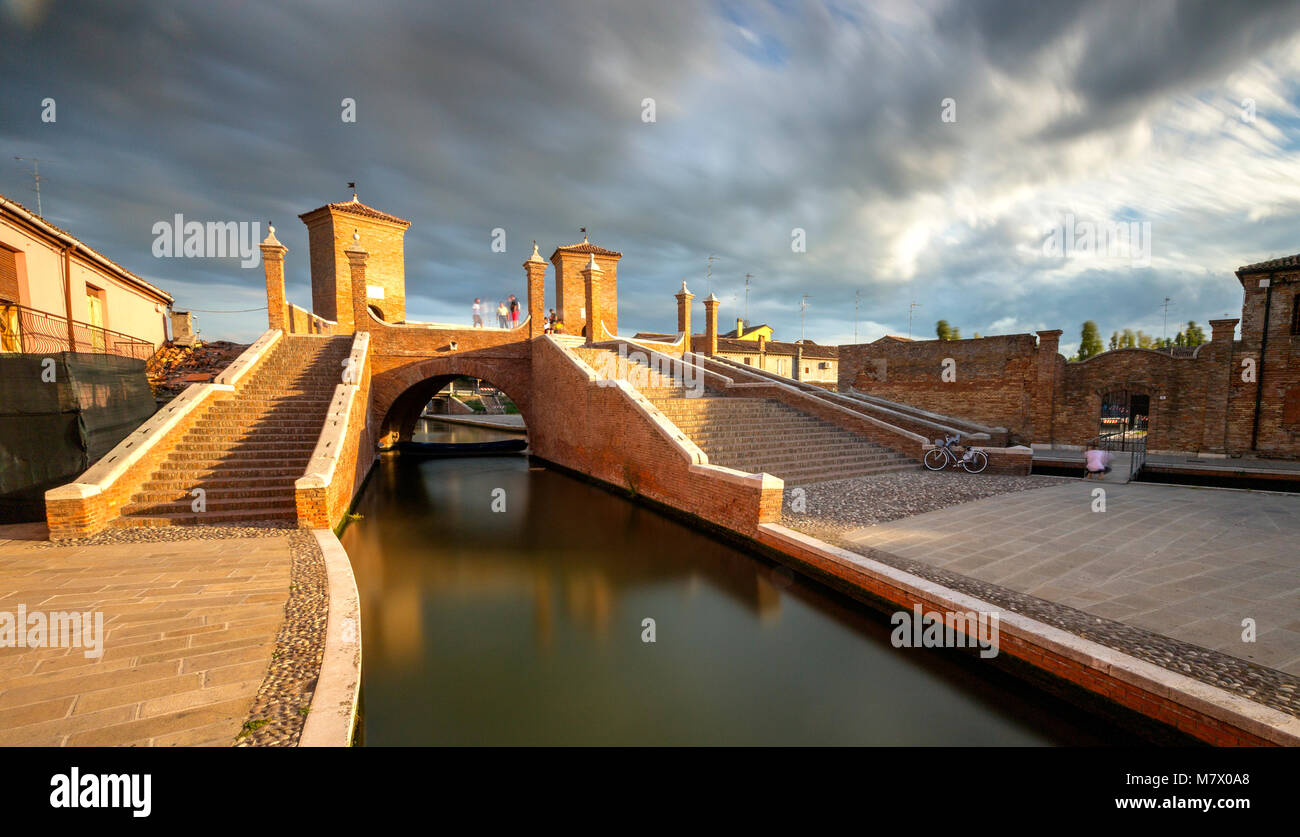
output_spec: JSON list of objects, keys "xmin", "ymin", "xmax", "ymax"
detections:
[{"xmin": 0, "ymin": 302, "xmax": 155, "ymax": 361}]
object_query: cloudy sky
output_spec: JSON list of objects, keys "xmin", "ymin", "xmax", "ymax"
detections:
[{"xmin": 3, "ymin": 0, "xmax": 1299, "ymax": 352}]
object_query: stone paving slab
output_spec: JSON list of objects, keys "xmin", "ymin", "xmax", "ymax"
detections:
[
  {"xmin": 842, "ymin": 482, "xmax": 1300, "ymax": 676},
  {"xmin": 0, "ymin": 527, "xmax": 291, "ymax": 746}
]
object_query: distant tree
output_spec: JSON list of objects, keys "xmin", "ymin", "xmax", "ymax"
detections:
[
  {"xmin": 1077, "ymin": 321, "xmax": 1104, "ymax": 360},
  {"xmin": 1174, "ymin": 331, "xmax": 1185, "ymax": 347},
  {"xmin": 950, "ymin": 327, "xmax": 961, "ymax": 340},
  {"xmin": 935, "ymin": 320, "xmax": 953, "ymax": 340},
  {"xmin": 1185, "ymin": 321, "xmax": 1206, "ymax": 347},
  {"xmin": 972, "ymin": 331, "xmax": 981, "ymax": 339},
  {"xmin": 1137, "ymin": 331, "xmax": 1154, "ymax": 349},
  {"xmin": 1121, "ymin": 329, "xmax": 1136, "ymax": 348},
  {"xmin": 1109, "ymin": 331, "xmax": 1119, "ymax": 351}
]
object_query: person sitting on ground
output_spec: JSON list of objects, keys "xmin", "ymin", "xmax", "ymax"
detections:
[{"xmin": 1084, "ymin": 447, "xmax": 1112, "ymax": 479}]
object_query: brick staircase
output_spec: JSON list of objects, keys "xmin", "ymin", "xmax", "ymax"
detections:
[
  {"xmin": 579, "ymin": 346, "xmax": 919, "ymax": 484},
  {"xmin": 116, "ymin": 334, "xmax": 352, "ymax": 526}
]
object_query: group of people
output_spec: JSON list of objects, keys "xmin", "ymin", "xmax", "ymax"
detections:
[{"xmin": 471, "ymin": 295, "xmax": 520, "ymax": 329}]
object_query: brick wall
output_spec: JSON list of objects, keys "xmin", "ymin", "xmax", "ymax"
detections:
[
  {"xmin": 296, "ymin": 334, "xmax": 374, "ymax": 530},
  {"xmin": 840, "ymin": 335, "xmax": 1039, "ymax": 441},
  {"xmin": 303, "ymin": 209, "xmax": 409, "ymax": 328},
  {"xmin": 528, "ymin": 337, "xmax": 781, "ymax": 534}
]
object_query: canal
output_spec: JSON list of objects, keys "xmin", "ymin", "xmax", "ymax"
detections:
[{"xmin": 340, "ymin": 419, "xmax": 1139, "ymax": 745}]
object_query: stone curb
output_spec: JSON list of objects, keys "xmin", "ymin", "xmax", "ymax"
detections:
[{"xmin": 299, "ymin": 529, "xmax": 362, "ymax": 747}]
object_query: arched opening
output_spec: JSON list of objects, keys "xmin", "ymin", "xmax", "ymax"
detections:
[
  {"xmin": 368, "ymin": 305, "xmax": 385, "ymax": 322},
  {"xmin": 378, "ymin": 373, "xmax": 529, "ymax": 450}
]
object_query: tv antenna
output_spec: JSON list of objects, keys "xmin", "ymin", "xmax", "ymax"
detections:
[
  {"xmin": 744, "ymin": 273, "xmax": 754, "ymax": 324},
  {"xmin": 908, "ymin": 301, "xmax": 922, "ymax": 340},
  {"xmin": 854, "ymin": 290, "xmax": 861, "ymax": 343},
  {"xmin": 800, "ymin": 294, "xmax": 811, "ymax": 342},
  {"xmin": 705, "ymin": 254, "xmax": 717, "ymax": 294},
  {"xmin": 14, "ymin": 156, "xmax": 50, "ymax": 216},
  {"xmin": 1161, "ymin": 296, "xmax": 1173, "ymax": 343}
]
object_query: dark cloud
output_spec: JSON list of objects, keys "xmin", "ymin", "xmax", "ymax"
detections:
[{"xmin": 0, "ymin": 0, "xmax": 1297, "ymax": 348}]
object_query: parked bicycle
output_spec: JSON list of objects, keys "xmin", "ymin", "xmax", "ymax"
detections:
[{"xmin": 923, "ymin": 435, "xmax": 988, "ymax": 473}]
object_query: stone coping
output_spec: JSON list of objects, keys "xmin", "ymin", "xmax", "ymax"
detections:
[
  {"xmin": 757, "ymin": 522, "xmax": 1300, "ymax": 745},
  {"xmin": 297, "ymin": 332, "xmax": 369, "ymax": 491},
  {"xmin": 299, "ymin": 530, "xmax": 362, "ymax": 747}
]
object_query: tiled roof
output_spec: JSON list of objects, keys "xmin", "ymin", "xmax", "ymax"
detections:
[
  {"xmin": 1237, "ymin": 253, "xmax": 1300, "ymax": 274},
  {"xmin": 713, "ymin": 337, "xmax": 838, "ymax": 359},
  {"xmin": 873, "ymin": 335, "xmax": 914, "ymax": 343},
  {"xmin": 633, "ymin": 332, "xmax": 677, "ymax": 341},
  {"xmin": 550, "ymin": 241, "xmax": 622, "ymax": 258},
  {"xmin": 0, "ymin": 193, "xmax": 173, "ymax": 303},
  {"xmin": 299, "ymin": 198, "xmax": 411, "ymax": 227}
]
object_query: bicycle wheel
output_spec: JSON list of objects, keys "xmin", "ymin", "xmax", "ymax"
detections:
[
  {"xmin": 966, "ymin": 449, "xmax": 989, "ymax": 474},
  {"xmin": 923, "ymin": 449, "xmax": 948, "ymax": 471}
]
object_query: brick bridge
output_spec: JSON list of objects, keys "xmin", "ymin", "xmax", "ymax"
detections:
[{"xmin": 46, "ymin": 196, "xmax": 1022, "ymax": 540}]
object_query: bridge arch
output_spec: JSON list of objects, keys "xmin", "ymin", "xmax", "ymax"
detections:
[{"xmin": 370, "ymin": 352, "xmax": 533, "ymax": 447}]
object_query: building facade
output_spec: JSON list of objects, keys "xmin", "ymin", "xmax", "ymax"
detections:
[{"xmin": 0, "ymin": 194, "xmax": 171, "ymax": 357}]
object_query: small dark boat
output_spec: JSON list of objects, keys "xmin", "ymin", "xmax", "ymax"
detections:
[{"xmin": 396, "ymin": 439, "xmax": 528, "ymax": 457}]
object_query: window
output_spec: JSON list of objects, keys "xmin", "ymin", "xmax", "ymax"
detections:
[
  {"xmin": 743, "ymin": 357, "xmax": 752, "ymax": 365},
  {"xmin": 0, "ymin": 246, "xmax": 18, "ymax": 303},
  {"xmin": 85, "ymin": 285, "xmax": 106, "ymax": 351}
]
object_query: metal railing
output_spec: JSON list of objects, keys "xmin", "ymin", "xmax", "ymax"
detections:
[
  {"xmin": 1088, "ymin": 431, "xmax": 1147, "ymax": 479},
  {"xmin": 0, "ymin": 302, "xmax": 155, "ymax": 360}
]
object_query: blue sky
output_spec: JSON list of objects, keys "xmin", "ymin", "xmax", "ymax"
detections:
[{"xmin": 2, "ymin": 0, "xmax": 1299, "ymax": 353}]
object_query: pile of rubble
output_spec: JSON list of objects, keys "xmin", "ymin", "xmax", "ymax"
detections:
[{"xmin": 146, "ymin": 340, "xmax": 247, "ymax": 402}]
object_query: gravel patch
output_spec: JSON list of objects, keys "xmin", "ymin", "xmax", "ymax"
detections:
[
  {"xmin": 781, "ymin": 470, "xmax": 1068, "ymax": 534},
  {"xmin": 37, "ymin": 522, "xmax": 295, "ymax": 548}
]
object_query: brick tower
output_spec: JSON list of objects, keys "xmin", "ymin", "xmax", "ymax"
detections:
[
  {"xmin": 299, "ymin": 193, "xmax": 411, "ymax": 331},
  {"xmin": 550, "ymin": 233, "xmax": 621, "ymax": 338}
]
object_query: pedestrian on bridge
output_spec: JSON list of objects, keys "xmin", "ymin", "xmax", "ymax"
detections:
[
  {"xmin": 472, "ymin": 298, "xmax": 483, "ymax": 327},
  {"xmin": 509, "ymin": 295, "xmax": 520, "ymax": 328},
  {"xmin": 496, "ymin": 300, "xmax": 508, "ymax": 329}
]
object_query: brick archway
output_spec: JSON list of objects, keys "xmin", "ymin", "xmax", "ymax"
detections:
[{"xmin": 370, "ymin": 348, "xmax": 533, "ymax": 446}]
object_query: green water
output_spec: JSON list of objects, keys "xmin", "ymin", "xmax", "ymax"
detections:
[{"xmin": 341, "ymin": 436, "xmax": 1139, "ymax": 745}]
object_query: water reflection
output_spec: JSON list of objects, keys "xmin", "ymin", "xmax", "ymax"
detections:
[{"xmin": 342, "ymin": 448, "xmax": 1138, "ymax": 745}]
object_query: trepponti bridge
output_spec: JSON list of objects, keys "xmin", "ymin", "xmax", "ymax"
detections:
[{"xmin": 47, "ymin": 196, "xmax": 1021, "ymax": 543}]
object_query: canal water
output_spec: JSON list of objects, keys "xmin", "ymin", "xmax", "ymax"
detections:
[{"xmin": 341, "ymin": 420, "xmax": 1137, "ymax": 745}]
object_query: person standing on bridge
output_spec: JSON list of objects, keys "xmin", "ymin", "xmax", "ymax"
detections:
[
  {"xmin": 509, "ymin": 295, "xmax": 520, "ymax": 328},
  {"xmin": 472, "ymin": 298, "xmax": 483, "ymax": 328},
  {"xmin": 496, "ymin": 299, "xmax": 508, "ymax": 329}
]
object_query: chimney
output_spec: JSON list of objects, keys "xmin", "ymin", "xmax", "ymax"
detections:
[
  {"xmin": 704, "ymin": 294, "xmax": 720, "ymax": 356},
  {"xmin": 675, "ymin": 281, "xmax": 694, "ymax": 348},
  {"xmin": 736, "ymin": 318, "xmax": 745, "ymax": 339}
]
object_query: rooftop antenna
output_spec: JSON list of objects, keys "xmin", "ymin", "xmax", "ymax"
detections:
[
  {"xmin": 908, "ymin": 301, "xmax": 922, "ymax": 340},
  {"xmin": 705, "ymin": 254, "xmax": 717, "ymax": 295},
  {"xmin": 744, "ymin": 273, "xmax": 754, "ymax": 326},
  {"xmin": 1161, "ymin": 296, "xmax": 1172, "ymax": 343},
  {"xmin": 14, "ymin": 156, "xmax": 49, "ymax": 216},
  {"xmin": 800, "ymin": 294, "xmax": 811, "ymax": 342},
  {"xmin": 854, "ymin": 290, "xmax": 861, "ymax": 343}
]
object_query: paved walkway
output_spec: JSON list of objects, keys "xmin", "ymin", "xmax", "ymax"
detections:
[
  {"xmin": 0, "ymin": 526, "xmax": 290, "ymax": 745},
  {"xmin": 843, "ymin": 482, "xmax": 1300, "ymax": 675}
]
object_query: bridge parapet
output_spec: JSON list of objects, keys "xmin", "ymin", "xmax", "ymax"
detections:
[{"xmin": 296, "ymin": 332, "xmax": 373, "ymax": 529}]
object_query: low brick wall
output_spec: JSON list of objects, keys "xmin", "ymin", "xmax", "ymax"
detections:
[
  {"xmin": 45, "ymin": 330, "xmax": 284, "ymax": 539},
  {"xmin": 296, "ymin": 333, "xmax": 374, "ymax": 530},
  {"xmin": 757, "ymin": 523, "xmax": 1297, "ymax": 746},
  {"xmin": 530, "ymin": 336, "xmax": 783, "ymax": 533}
]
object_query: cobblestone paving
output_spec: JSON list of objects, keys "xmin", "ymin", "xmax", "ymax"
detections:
[
  {"xmin": 784, "ymin": 475, "xmax": 1300, "ymax": 717},
  {"xmin": 0, "ymin": 525, "xmax": 303, "ymax": 745},
  {"xmin": 234, "ymin": 530, "xmax": 327, "ymax": 747}
]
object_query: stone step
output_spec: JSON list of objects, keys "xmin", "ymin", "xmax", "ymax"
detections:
[
  {"xmin": 115, "ymin": 508, "xmax": 299, "ymax": 526},
  {"xmin": 122, "ymin": 496, "xmax": 298, "ymax": 516},
  {"xmin": 129, "ymin": 485, "xmax": 291, "ymax": 503},
  {"xmin": 139, "ymin": 475, "xmax": 296, "ymax": 492}
]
